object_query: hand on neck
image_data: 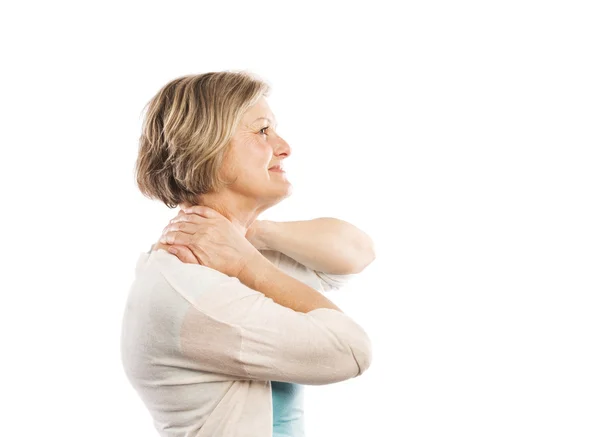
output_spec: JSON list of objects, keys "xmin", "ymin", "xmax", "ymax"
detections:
[{"xmin": 178, "ymin": 196, "xmax": 255, "ymax": 238}]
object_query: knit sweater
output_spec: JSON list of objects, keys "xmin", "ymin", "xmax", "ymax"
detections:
[{"xmin": 120, "ymin": 247, "xmax": 372, "ymax": 437}]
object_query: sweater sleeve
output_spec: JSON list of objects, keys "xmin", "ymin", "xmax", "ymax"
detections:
[
  {"xmin": 193, "ymin": 288, "xmax": 371, "ymax": 385},
  {"xmin": 238, "ymin": 287, "xmax": 371, "ymax": 385},
  {"xmin": 314, "ymin": 270, "xmax": 359, "ymax": 292},
  {"xmin": 260, "ymin": 249, "xmax": 358, "ymax": 293},
  {"xmin": 156, "ymin": 251, "xmax": 372, "ymax": 385}
]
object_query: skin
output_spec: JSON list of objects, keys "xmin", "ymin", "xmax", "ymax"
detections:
[{"xmin": 153, "ymin": 96, "xmax": 292, "ymax": 255}]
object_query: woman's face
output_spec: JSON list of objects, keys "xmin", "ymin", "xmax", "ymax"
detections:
[{"xmin": 220, "ymin": 96, "xmax": 293, "ymax": 205}]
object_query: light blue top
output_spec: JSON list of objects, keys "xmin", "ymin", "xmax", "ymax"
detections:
[{"xmin": 272, "ymin": 381, "xmax": 305, "ymax": 437}]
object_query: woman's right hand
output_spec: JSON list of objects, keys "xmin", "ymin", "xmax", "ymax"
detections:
[{"xmin": 158, "ymin": 205, "xmax": 261, "ymax": 278}]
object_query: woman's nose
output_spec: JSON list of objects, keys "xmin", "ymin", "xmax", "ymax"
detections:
[{"xmin": 274, "ymin": 135, "xmax": 292, "ymax": 157}]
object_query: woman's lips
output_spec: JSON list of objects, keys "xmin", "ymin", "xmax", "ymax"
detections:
[{"xmin": 269, "ymin": 168, "xmax": 285, "ymax": 173}]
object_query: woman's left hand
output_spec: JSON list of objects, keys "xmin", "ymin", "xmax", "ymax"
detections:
[
  {"xmin": 153, "ymin": 211, "xmax": 269, "ymax": 262},
  {"xmin": 153, "ymin": 210, "xmax": 200, "ymax": 264}
]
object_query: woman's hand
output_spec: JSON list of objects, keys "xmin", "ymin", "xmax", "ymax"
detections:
[
  {"xmin": 157, "ymin": 205, "xmax": 260, "ymax": 278},
  {"xmin": 153, "ymin": 209, "xmax": 198, "ymax": 264}
]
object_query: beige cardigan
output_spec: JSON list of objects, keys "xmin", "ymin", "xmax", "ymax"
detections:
[{"xmin": 120, "ymin": 247, "xmax": 372, "ymax": 437}]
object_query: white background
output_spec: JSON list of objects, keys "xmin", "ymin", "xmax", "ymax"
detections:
[{"xmin": 1, "ymin": 1, "xmax": 599, "ymax": 436}]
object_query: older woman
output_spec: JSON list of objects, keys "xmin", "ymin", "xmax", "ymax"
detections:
[{"xmin": 121, "ymin": 71, "xmax": 375, "ymax": 437}]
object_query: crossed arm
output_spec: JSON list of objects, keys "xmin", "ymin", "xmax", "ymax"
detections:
[{"xmin": 247, "ymin": 217, "xmax": 376, "ymax": 275}]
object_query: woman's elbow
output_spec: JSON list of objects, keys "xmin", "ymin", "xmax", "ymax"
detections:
[
  {"xmin": 343, "ymin": 330, "xmax": 373, "ymax": 378},
  {"xmin": 304, "ymin": 309, "xmax": 373, "ymax": 384},
  {"xmin": 312, "ymin": 331, "xmax": 373, "ymax": 385}
]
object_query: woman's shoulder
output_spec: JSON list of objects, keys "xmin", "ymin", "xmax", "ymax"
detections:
[{"xmin": 135, "ymin": 248, "xmax": 250, "ymax": 306}]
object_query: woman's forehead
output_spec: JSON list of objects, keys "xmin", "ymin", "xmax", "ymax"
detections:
[
  {"xmin": 243, "ymin": 98, "xmax": 278, "ymax": 127},
  {"xmin": 252, "ymin": 116, "xmax": 278, "ymax": 128}
]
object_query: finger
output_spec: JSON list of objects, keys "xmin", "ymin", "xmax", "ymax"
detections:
[
  {"xmin": 168, "ymin": 209, "xmax": 186, "ymax": 222},
  {"xmin": 162, "ymin": 221, "xmax": 200, "ymax": 236},
  {"xmin": 160, "ymin": 230, "xmax": 194, "ymax": 246},
  {"xmin": 168, "ymin": 244, "xmax": 200, "ymax": 264},
  {"xmin": 168, "ymin": 209, "xmax": 184, "ymax": 222},
  {"xmin": 182, "ymin": 205, "xmax": 222, "ymax": 219},
  {"xmin": 169, "ymin": 213, "xmax": 205, "ymax": 225}
]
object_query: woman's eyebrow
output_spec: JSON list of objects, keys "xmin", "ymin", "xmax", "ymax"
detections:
[{"xmin": 253, "ymin": 117, "xmax": 278, "ymax": 128}]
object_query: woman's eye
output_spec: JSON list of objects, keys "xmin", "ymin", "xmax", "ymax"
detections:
[{"xmin": 259, "ymin": 126, "xmax": 269, "ymax": 135}]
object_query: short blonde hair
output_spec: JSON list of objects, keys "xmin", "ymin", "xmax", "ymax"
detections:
[{"xmin": 135, "ymin": 70, "xmax": 271, "ymax": 208}]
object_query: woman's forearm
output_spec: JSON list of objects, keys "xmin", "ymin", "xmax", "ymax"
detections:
[
  {"xmin": 237, "ymin": 251, "xmax": 342, "ymax": 313},
  {"xmin": 255, "ymin": 218, "xmax": 375, "ymax": 274}
]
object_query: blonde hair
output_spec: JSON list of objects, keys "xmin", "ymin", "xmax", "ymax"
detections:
[{"xmin": 135, "ymin": 70, "xmax": 271, "ymax": 208}]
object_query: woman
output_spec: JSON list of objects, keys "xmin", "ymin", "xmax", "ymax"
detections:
[{"xmin": 121, "ymin": 70, "xmax": 375, "ymax": 437}]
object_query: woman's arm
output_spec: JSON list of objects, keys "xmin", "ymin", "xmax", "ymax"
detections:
[
  {"xmin": 247, "ymin": 218, "xmax": 375, "ymax": 275},
  {"xmin": 167, "ymin": 253, "xmax": 372, "ymax": 385},
  {"xmin": 237, "ymin": 250, "xmax": 342, "ymax": 313}
]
